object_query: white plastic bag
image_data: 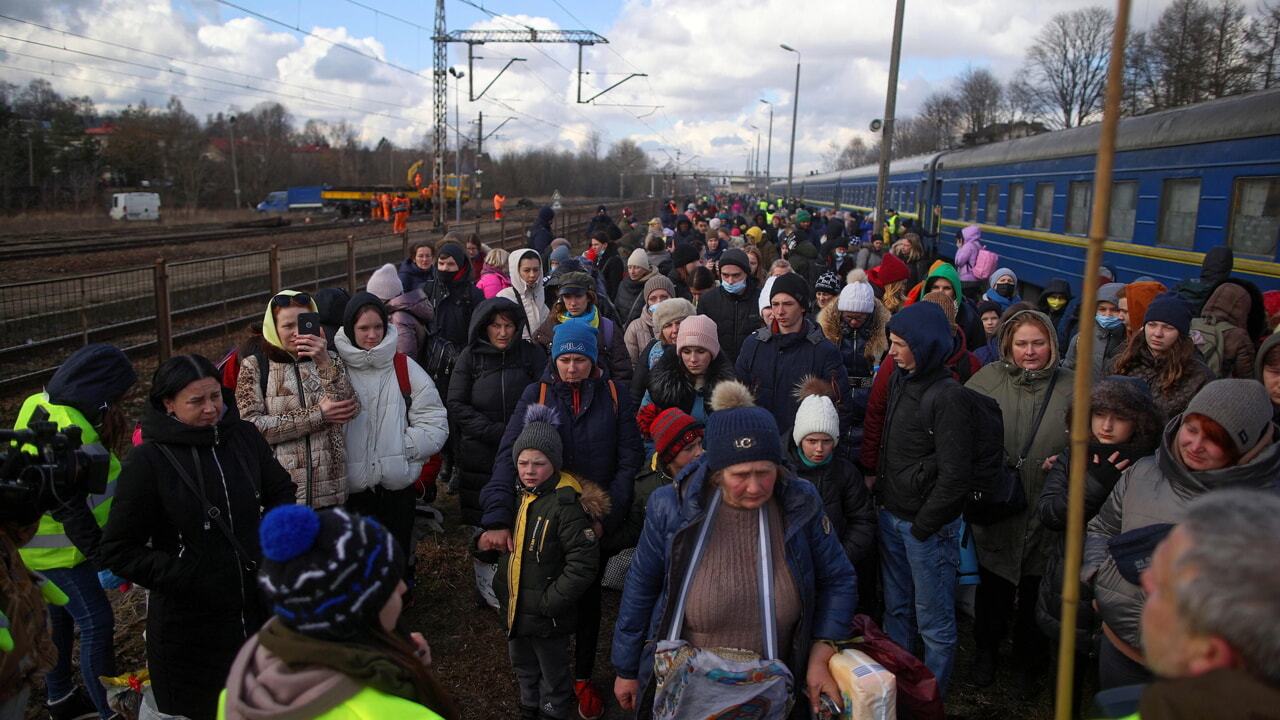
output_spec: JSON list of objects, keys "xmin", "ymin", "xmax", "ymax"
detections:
[{"xmin": 828, "ymin": 647, "xmax": 896, "ymax": 720}]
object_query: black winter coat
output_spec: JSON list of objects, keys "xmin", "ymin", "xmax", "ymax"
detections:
[
  {"xmin": 614, "ymin": 274, "xmax": 649, "ymax": 327},
  {"xmin": 877, "ymin": 365, "xmax": 973, "ymax": 539},
  {"xmin": 422, "ymin": 270, "xmax": 485, "ymax": 351},
  {"xmin": 646, "ymin": 345, "xmax": 737, "ymax": 416},
  {"xmin": 1035, "ymin": 446, "xmax": 1148, "ymax": 655},
  {"xmin": 479, "ymin": 367, "xmax": 643, "ymax": 535},
  {"xmin": 787, "ymin": 446, "xmax": 876, "ymax": 564},
  {"xmin": 734, "ymin": 318, "xmax": 852, "ymax": 441},
  {"xmin": 447, "ymin": 298, "xmax": 547, "ymax": 526},
  {"xmin": 100, "ymin": 395, "xmax": 296, "ymax": 720},
  {"xmin": 696, "ymin": 285, "xmax": 763, "ymax": 363}
]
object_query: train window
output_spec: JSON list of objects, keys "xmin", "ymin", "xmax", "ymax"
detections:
[
  {"xmin": 1008, "ymin": 183, "xmax": 1024, "ymax": 228},
  {"xmin": 1109, "ymin": 181, "xmax": 1138, "ymax": 240},
  {"xmin": 1066, "ymin": 181, "xmax": 1092, "ymax": 235},
  {"xmin": 969, "ymin": 184, "xmax": 979, "ymax": 222},
  {"xmin": 985, "ymin": 184, "xmax": 999, "ymax": 224},
  {"xmin": 1033, "ymin": 183, "xmax": 1054, "ymax": 230},
  {"xmin": 1228, "ymin": 177, "xmax": 1280, "ymax": 256},
  {"xmin": 1157, "ymin": 178, "xmax": 1201, "ymax": 248},
  {"xmin": 958, "ymin": 185, "xmax": 968, "ymax": 219}
]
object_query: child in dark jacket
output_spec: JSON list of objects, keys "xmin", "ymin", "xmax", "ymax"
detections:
[{"xmin": 492, "ymin": 405, "xmax": 604, "ymax": 720}]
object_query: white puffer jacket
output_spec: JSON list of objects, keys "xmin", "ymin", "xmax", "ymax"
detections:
[
  {"xmin": 497, "ymin": 248, "xmax": 549, "ymax": 341},
  {"xmin": 335, "ymin": 325, "xmax": 449, "ymax": 492}
]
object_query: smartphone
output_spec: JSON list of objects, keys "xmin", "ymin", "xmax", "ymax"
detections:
[{"xmin": 297, "ymin": 312, "xmax": 323, "ymax": 338}]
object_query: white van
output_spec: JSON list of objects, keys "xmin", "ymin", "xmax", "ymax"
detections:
[{"xmin": 109, "ymin": 192, "xmax": 162, "ymax": 221}]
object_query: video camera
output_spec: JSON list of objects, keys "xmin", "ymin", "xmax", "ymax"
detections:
[{"xmin": 1, "ymin": 410, "xmax": 110, "ymax": 525}]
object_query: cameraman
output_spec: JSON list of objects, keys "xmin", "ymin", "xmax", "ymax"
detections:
[{"xmin": 15, "ymin": 344, "xmax": 135, "ymax": 719}]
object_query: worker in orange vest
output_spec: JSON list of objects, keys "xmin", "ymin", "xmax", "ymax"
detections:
[
  {"xmin": 493, "ymin": 192, "xmax": 506, "ymax": 220},
  {"xmin": 369, "ymin": 193, "xmax": 381, "ymax": 220},
  {"xmin": 393, "ymin": 192, "xmax": 410, "ymax": 233},
  {"xmin": 380, "ymin": 193, "xmax": 392, "ymax": 223}
]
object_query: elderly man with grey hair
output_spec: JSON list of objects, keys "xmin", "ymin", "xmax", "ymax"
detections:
[{"xmin": 1110, "ymin": 489, "xmax": 1280, "ymax": 719}]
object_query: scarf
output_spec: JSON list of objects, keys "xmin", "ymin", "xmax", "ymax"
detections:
[
  {"xmin": 258, "ymin": 618, "xmax": 423, "ymax": 705},
  {"xmin": 559, "ymin": 304, "xmax": 600, "ymax": 328}
]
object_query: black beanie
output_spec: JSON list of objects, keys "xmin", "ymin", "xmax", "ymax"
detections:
[
  {"xmin": 341, "ymin": 291, "xmax": 388, "ymax": 347},
  {"xmin": 770, "ymin": 272, "xmax": 810, "ymax": 312},
  {"xmin": 1143, "ymin": 292, "xmax": 1193, "ymax": 337}
]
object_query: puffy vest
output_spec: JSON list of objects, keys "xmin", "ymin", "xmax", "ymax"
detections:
[
  {"xmin": 218, "ymin": 685, "xmax": 446, "ymax": 720},
  {"xmin": 14, "ymin": 394, "xmax": 118, "ymax": 571}
]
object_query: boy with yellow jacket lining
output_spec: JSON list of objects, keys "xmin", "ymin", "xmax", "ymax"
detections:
[{"xmin": 493, "ymin": 404, "xmax": 605, "ymax": 720}]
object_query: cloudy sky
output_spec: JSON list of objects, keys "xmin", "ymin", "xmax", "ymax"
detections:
[{"xmin": 0, "ymin": 0, "xmax": 1181, "ymax": 177}]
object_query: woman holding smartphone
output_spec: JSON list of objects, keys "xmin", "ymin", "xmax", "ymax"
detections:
[{"xmin": 237, "ymin": 289, "xmax": 359, "ymax": 508}]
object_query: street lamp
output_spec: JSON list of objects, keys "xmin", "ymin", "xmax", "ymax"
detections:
[
  {"xmin": 448, "ymin": 67, "xmax": 466, "ymax": 224},
  {"xmin": 780, "ymin": 44, "xmax": 801, "ymax": 203},
  {"xmin": 228, "ymin": 114, "xmax": 241, "ymax": 210},
  {"xmin": 760, "ymin": 99, "xmax": 773, "ymax": 197}
]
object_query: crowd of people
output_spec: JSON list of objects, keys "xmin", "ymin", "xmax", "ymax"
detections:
[{"xmin": 3, "ymin": 195, "xmax": 1280, "ymax": 720}]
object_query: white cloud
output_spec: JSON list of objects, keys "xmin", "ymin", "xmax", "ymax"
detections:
[{"xmin": 0, "ymin": 0, "xmax": 1183, "ymax": 176}]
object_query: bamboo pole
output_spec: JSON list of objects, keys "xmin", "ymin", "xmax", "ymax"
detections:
[{"xmin": 1055, "ymin": 0, "xmax": 1132, "ymax": 717}]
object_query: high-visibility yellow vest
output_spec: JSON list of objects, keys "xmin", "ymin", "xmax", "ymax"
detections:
[
  {"xmin": 14, "ymin": 394, "xmax": 118, "ymax": 571},
  {"xmin": 218, "ymin": 685, "xmax": 446, "ymax": 719}
]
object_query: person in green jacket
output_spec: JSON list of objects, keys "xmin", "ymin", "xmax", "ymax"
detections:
[
  {"xmin": 492, "ymin": 404, "xmax": 605, "ymax": 720},
  {"xmin": 220, "ymin": 504, "xmax": 458, "ymax": 720},
  {"xmin": 15, "ymin": 343, "xmax": 136, "ymax": 719}
]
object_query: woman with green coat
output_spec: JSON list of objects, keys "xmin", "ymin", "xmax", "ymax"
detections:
[{"xmin": 964, "ymin": 309, "xmax": 1074, "ymax": 698}]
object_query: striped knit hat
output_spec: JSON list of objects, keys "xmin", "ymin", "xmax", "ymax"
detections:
[{"xmin": 258, "ymin": 505, "xmax": 401, "ymax": 640}]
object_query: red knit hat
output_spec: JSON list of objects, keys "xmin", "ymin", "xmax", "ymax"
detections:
[
  {"xmin": 650, "ymin": 407, "xmax": 704, "ymax": 466},
  {"xmin": 867, "ymin": 253, "xmax": 909, "ymax": 288}
]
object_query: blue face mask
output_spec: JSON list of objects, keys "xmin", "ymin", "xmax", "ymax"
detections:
[
  {"xmin": 1097, "ymin": 314, "xmax": 1124, "ymax": 330},
  {"xmin": 722, "ymin": 279, "xmax": 747, "ymax": 295},
  {"xmin": 834, "ymin": 250, "xmax": 847, "ymax": 262},
  {"xmin": 649, "ymin": 303, "xmax": 661, "ymax": 315}
]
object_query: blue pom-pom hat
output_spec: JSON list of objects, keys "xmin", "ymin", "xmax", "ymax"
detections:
[{"xmin": 257, "ymin": 506, "xmax": 402, "ymax": 640}]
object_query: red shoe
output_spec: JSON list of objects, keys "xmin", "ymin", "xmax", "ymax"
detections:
[{"xmin": 574, "ymin": 679, "xmax": 604, "ymax": 720}]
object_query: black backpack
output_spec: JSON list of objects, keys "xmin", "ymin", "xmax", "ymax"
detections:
[{"xmin": 920, "ymin": 375, "xmax": 1042, "ymax": 526}]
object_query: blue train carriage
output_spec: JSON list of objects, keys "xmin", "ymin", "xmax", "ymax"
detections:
[
  {"xmin": 933, "ymin": 88, "xmax": 1280, "ymax": 293},
  {"xmin": 776, "ymin": 152, "xmax": 948, "ymax": 239}
]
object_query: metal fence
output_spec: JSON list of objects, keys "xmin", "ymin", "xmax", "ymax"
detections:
[{"xmin": 0, "ymin": 200, "xmax": 658, "ymax": 398}]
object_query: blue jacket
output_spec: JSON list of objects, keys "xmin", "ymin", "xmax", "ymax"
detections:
[
  {"xmin": 479, "ymin": 366, "xmax": 643, "ymax": 534},
  {"xmin": 611, "ymin": 454, "xmax": 858, "ymax": 714},
  {"xmin": 735, "ymin": 318, "xmax": 852, "ymax": 440}
]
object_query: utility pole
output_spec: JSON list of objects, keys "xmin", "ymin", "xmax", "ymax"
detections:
[
  {"xmin": 228, "ymin": 114, "xmax": 241, "ymax": 210},
  {"xmin": 475, "ymin": 111, "xmax": 483, "ymax": 217},
  {"xmin": 781, "ymin": 45, "xmax": 801, "ymax": 202},
  {"xmin": 874, "ymin": 0, "xmax": 906, "ymax": 238},
  {"xmin": 761, "ymin": 99, "xmax": 774, "ymax": 197},
  {"xmin": 432, "ymin": 0, "xmax": 447, "ymax": 227}
]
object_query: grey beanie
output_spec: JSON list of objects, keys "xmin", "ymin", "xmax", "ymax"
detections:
[
  {"xmin": 511, "ymin": 404, "xmax": 563, "ymax": 473},
  {"xmin": 652, "ymin": 298, "xmax": 696, "ymax": 335},
  {"xmin": 1097, "ymin": 282, "xmax": 1125, "ymax": 306},
  {"xmin": 550, "ymin": 245, "xmax": 571, "ymax": 264},
  {"xmin": 1183, "ymin": 379, "xmax": 1274, "ymax": 455},
  {"xmin": 642, "ymin": 274, "xmax": 676, "ymax": 302}
]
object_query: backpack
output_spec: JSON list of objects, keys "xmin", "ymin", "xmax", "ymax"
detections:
[
  {"xmin": 919, "ymin": 377, "xmax": 1027, "ymax": 526},
  {"xmin": 1190, "ymin": 316, "xmax": 1233, "ymax": 378},
  {"xmin": 972, "ymin": 244, "xmax": 999, "ymax": 280}
]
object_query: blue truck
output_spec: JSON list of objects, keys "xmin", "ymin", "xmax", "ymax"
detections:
[{"xmin": 256, "ymin": 185, "xmax": 326, "ymax": 213}]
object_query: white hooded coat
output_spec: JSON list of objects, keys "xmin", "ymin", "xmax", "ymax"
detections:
[
  {"xmin": 335, "ymin": 324, "xmax": 449, "ymax": 492},
  {"xmin": 497, "ymin": 247, "xmax": 549, "ymax": 341}
]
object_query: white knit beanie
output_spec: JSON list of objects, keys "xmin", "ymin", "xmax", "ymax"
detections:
[
  {"xmin": 837, "ymin": 282, "xmax": 875, "ymax": 314},
  {"xmin": 627, "ymin": 247, "xmax": 650, "ymax": 270},
  {"xmin": 366, "ymin": 263, "xmax": 402, "ymax": 301},
  {"xmin": 759, "ymin": 276, "xmax": 777, "ymax": 318},
  {"xmin": 792, "ymin": 394, "xmax": 840, "ymax": 447}
]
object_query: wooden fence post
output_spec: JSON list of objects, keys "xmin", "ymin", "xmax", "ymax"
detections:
[
  {"xmin": 347, "ymin": 237, "xmax": 358, "ymax": 294},
  {"xmin": 154, "ymin": 258, "xmax": 172, "ymax": 362},
  {"xmin": 269, "ymin": 244, "xmax": 281, "ymax": 294}
]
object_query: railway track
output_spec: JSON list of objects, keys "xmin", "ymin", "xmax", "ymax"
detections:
[{"xmin": 0, "ymin": 198, "xmax": 626, "ymax": 261}]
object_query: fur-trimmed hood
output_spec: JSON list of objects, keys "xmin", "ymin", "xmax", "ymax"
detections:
[
  {"xmin": 578, "ymin": 478, "xmax": 612, "ymax": 522},
  {"xmin": 817, "ymin": 296, "xmax": 889, "ymax": 366},
  {"xmin": 647, "ymin": 344, "xmax": 737, "ymax": 414}
]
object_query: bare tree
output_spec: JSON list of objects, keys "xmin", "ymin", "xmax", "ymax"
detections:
[
  {"xmin": 954, "ymin": 67, "xmax": 1004, "ymax": 134},
  {"xmin": 1203, "ymin": 0, "xmax": 1255, "ymax": 97},
  {"xmin": 1246, "ymin": 0, "xmax": 1280, "ymax": 88},
  {"xmin": 918, "ymin": 91, "xmax": 964, "ymax": 149},
  {"xmin": 1150, "ymin": 0, "xmax": 1214, "ymax": 107},
  {"xmin": 1016, "ymin": 6, "xmax": 1113, "ymax": 128},
  {"xmin": 1122, "ymin": 30, "xmax": 1160, "ymax": 114}
]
